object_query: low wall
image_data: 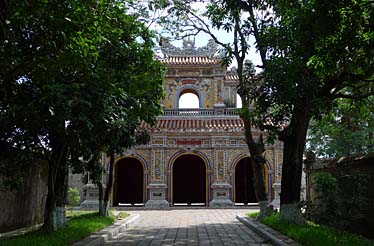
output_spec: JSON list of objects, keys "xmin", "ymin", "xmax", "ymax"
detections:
[
  {"xmin": 0, "ymin": 160, "xmax": 48, "ymax": 233},
  {"xmin": 305, "ymin": 153, "xmax": 374, "ymax": 239}
]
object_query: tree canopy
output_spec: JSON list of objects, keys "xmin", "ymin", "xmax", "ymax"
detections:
[
  {"xmin": 1, "ymin": 0, "xmax": 164, "ymax": 229},
  {"xmin": 307, "ymin": 96, "xmax": 374, "ymax": 157}
]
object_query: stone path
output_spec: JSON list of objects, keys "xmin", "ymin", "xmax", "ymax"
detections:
[{"xmin": 105, "ymin": 209, "xmax": 274, "ymax": 246}]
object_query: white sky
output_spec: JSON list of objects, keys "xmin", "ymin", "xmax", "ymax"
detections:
[
  {"xmin": 179, "ymin": 93, "xmax": 199, "ymax": 108},
  {"xmin": 178, "ymin": 93, "xmax": 243, "ymax": 109}
]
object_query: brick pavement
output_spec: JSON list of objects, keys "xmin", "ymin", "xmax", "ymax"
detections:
[{"xmin": 105, "ymin": 209, "xmax": 274, "ymax": 246}]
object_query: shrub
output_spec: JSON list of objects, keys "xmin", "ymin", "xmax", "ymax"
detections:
[{"xmin": 67, "ymin": 187, "xmax": 80, "ymax": 206}]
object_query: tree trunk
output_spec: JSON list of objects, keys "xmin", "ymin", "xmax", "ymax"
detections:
[
  {"xmin": 280, "ymin": 107, "xmax": 310, "ymax": 224},
  {"xmin": 55, "ymin": 160, "xmax": 68, "ymax": 228},
  {"xmin": 97, "ymin": 180, "xmax": 105, "ymax": 216},
  {"xmin": 43, "ymin": 150, "xmax": 67, "ymax": 230},
  {"xmin": 241, "ymin": 114, "xmax": 272, "ymax": 220},
  {"xmin": 44, "ymin": 160, "xmax": 57, "ymax": 231},
  {"xmin": 102, "ymin": 148, "xmax": 115, "ymax": 217},
  {"xmin": 43, "ymin": 123, "xmax": 67, "ymax": 231}
]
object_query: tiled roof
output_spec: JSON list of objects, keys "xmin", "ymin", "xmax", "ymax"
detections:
[
  {"xmin": 161, "ymin": 56, "xmax": 221, "ymax": 65},
  {"xmin": 141, "ymin": 118, "xmax": 244, "ymax": 132}
]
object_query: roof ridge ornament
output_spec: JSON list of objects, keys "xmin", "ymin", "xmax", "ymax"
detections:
[{"xmin": 160, "ymin": 37, "xmax": 217, "ymax": 58}]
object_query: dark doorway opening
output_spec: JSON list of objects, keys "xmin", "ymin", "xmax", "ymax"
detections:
[
  {"xmin": 114, "ymin": 158, "xmax": 143, "ymax": 206},
  {"xmin": 172, "ymin": 154, "xmax": 206, "ymax": 206},
  {"xmin": 235, "ymin": 157, "xmax": 258, "ymax": 205}
]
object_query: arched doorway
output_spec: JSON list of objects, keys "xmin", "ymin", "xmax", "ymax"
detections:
[
  {"xmin": 113, "ymin": 157, "xmax": 144, "ymax": 206},
  {"xmin": 234, "ymin": 157, "xmax": 258, "ymax": 205},
  {"xmin": 172, "ymin": 154, "xmax": 206, "ymax": 206}
]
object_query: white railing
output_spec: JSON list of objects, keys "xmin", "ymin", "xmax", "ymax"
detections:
[{"xmin": 161, "ymin": 108, "xmax": 239, "ymax": 117}]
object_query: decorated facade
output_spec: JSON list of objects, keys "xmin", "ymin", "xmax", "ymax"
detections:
[{"xmin": 107, "ymin": 39, "xmax": 283, "ymax": 207}]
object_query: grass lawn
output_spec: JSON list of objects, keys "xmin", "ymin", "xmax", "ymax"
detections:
[
  {"xmin": 0, "ymin": 211, "xmax": 116, "ymax": 246},
  {"xmin": 247, "ymin": 212, "xmax": 373, "ymax": 246}
]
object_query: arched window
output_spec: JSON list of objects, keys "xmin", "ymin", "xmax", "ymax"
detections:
[
  {"xmin": 179, "ymin": 91, "xmax": 199, "ymax": 109},
  {"xmin": 236, "ymin": 94, "xmax": 242, "ymax": 108}
]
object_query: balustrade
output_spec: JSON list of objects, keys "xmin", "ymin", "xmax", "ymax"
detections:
[{"xmin": 161, "ymin": 108, "xmax": 239, "ymax": 117}]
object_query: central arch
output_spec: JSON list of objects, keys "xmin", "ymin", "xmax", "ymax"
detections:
[
  {"xmin": 172, "ymin": 154, "xmax": 207, "ymax": 206},
  {"xmin": 113, "ymin": 157, "xmax": 144, "ymax": 206}
]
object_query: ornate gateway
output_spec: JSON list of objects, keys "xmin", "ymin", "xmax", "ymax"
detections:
[{"xmin": 110, "ymin": 39, "xmax": 283, "ymax": 207}]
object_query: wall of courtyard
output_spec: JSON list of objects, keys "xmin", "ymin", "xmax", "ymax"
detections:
[
  {"xmin": 0, "ymin": 160, "xmax": 48, "ymax": 233},
  {"xmin": 305, "ymin": 153, "xmax": 374, "ymax": 239}
]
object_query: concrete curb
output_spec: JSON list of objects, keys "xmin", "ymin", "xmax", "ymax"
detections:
[
  {"xmin": 73, "ymin": 213, "xmax": 140, "ymax": 246},
  {"xmin": 236, "ymin": 214, "xmax": 300, "ymax": 246},
  {"xmin": 0, "ymin": 223, "xmax": 43, "ymax": 238}
]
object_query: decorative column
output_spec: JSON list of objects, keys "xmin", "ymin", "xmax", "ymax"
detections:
[
  {"xmin": 209, "ymin": 149, "xmax": 233, "ymax": 207},
  {"xmin": 145, "ymin": 149, "xmax": 169, "ymax": 208},
  {"xmin": 271, "ymin": 148, "xmax": 281, "ymax": 209}
]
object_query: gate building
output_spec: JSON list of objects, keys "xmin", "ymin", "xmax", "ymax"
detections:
[{"xmin": 106, "ymin": 39, "xmax": 283, "ymax": 207}]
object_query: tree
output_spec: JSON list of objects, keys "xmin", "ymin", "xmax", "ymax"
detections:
[
  {"xmin": 238, "ymin": 0, "xmax": 374, "ymax": 223},
  {"xmin": 161, "ymin": 0, "xmax": 374, "ymax": 224},
  {"xmin": 307, "ymin": 96, "xmax": 374, "ymax": 157},
  {"xmin": 1, "ymin": 0, "xmax": 164, "ymax": 229},
  {"xmin": 159, "ymin": 0, "xmax": 273, "ymax": 219}
]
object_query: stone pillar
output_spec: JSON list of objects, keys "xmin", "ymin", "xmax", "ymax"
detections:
[
  {"xmin": 209, "ymin": 182, "xmax": 233, "ymax": 207},
  {"xmin": 145, "ymin": 183, "xmax": 169, "ymax": 208},
  {"xmin": 80, "ymin": 182, "xmax": 99, "ymax": 208},
  {"xmin": 271, "ymin": 182, "xmax": 281, "ymax": 209}
]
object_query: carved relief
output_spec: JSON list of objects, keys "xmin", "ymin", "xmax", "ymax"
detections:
[
  {"xmin": 219, "ymin": 151, "xmax": 225, "ymax": 181},
  {"xmin": 201, "ymin": 82, "xmax": 211, "ymax": 99},
  {"xmin": 161, "ymin": 38, "xmax": 217, "ymax": 57},
  {"xmin": 216, "ymin": 80, "xmax": 223, "ymax": 103},
  {"xmin": 167, "ymin": 83, "xmax": 177, "ymax": 100},
  {"xmin": 152, "ymin": 150, "xmax": 164, "ymax": 182}
]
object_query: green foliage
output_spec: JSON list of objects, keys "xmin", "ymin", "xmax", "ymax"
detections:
[
  {"xmin": 247, "ymin": 212, "xmax": 259, "ymax": 219},
  {"xmin": 313, "ymin": 172, "xmax": 337, "ymax": 192},
  {"xmin": 66, "ymin": 210, "xmax": 94, "ymax": 218},
  {"xmin": 308, "ymin": 97, "xmax": 374, "ymax": 157},
  {"xmin": 67, "ymin": 187, "xmax": 80, "ymax": 206},
  {"xmin": 309, "ymin": 172, "xmax": 339, "ymax": 226},
  {"xmin": 0, "ymin": 0, "xmax": 164, "ymax": 189},
  {"xmin": 249, "ymin": 213, "xmax": 373, "ymax": 246},
  {"xmin": 0, "ymin": 212, "xmax": 115, "ymax": 246}
]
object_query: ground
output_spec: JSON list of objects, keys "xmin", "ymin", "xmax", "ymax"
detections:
[{"xmin": 104, "ymin": 208, "xmax": 273, "ymax": 246}]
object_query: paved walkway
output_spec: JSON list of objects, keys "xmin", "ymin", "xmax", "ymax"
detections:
[{"xmin": 105, "ymin": 209, "xmax": 273, "ymax": 246}]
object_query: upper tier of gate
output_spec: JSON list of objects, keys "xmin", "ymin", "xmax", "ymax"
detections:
[{"xmin": 161, "ymin": 108, "xmax": 240, "ymax": 117}]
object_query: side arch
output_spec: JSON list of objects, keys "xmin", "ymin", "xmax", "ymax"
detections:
[
  {"xmin": 110, "ymin": 153, "xmax": 149, "ymax": 206},
  {"xmin": 229, "ymin": 153, "xmax": 273, "ymax": 202}
]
